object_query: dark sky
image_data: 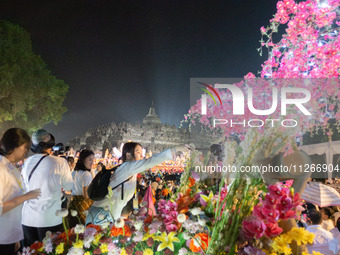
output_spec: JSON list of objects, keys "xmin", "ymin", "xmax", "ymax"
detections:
[{"xmin": 0, "ymin": 0, "xmax": 277, "ymax": 144}]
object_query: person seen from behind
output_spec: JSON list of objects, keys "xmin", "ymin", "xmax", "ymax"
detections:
[
  {"xmin": 306, "ymin": 209, "xmax": 339, "ymax": 255},
  {"xmin": 21, "ymin": 129, "xmax": 73, "ymax": 246}
]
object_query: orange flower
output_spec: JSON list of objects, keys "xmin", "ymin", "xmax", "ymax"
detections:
[
  {"xmin": 177, "ymin": 192, "xmax": 195, "ymax": 214},
  {"xmin": 86, "ymin": 224, "xmax": 101, "ymax": 232},
  {"xmin": 189, "ymin": 233, "xmax": 210, "ymax": 252},
  {"xmin": 144, "ymin": 215, "xmax": 153, "ymax": 224},
  {"xmin": 188, "ymin": 177, "xmax": 195, "ymax": 188},
  {"xmin": 57, "ymin": 229, "xmax": 74, "ymax": 241},
  {"xmin": 110, "ymin": 225, "xmax": 131, "ymax": 237},
  {"xmin": 162, "ymin": 188, "xmax": 169, "ymax": 197},
  {"xmin": 30, "ymin": 241, "xmax": 43, "ymax": 251}
]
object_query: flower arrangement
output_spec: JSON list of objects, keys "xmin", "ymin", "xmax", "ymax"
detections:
[{"xmin": 19, "ymin": 171, "xmax": 317, "ymax": 255}]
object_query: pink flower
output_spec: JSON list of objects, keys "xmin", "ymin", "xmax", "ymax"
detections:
[
  {"xmin": 165, "ymin": 223, "xmax": 178, "ymax": 232},
  {"xmin": 242, "ymin": 217, "xmax": 266, "ymax": 239},
  {"xmin": 245, "ymin": 72, "xmax": 256, "ymax": 79},
  {"xmin": 268, "ymin": 183, "xmax": 289, "ymax": 198},
  {"xmin": 279, "ymin": 210, "xmax": 296, "ymax": 220},
  {"xmin": 263, "ymin": 193, "xmax": 278, "ymax": 206},
  {"xmin": 278, "ymin": 194, "xmax": 293, "ymax": 208},
  {"xmin": 253, "ymin": 204, "xmax": 279, "ymax": 223},
  {"xmin": 264, "ymin": 222, "xmax": 283, "ymax": 238}
]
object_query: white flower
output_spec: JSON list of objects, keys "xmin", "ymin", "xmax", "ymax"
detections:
[
  {"xmin": 82, "ymin": 210, "xmax": 89, "ymax": 216},
  {"xmin": 193, "ymin": 238, "xmax": 201, "ymax": 247},
  {"xmin": 114, "ymin": 218, "xmax": 125, "ymax": 228},
  {"xmin": 132, "ymin": 231, "xmax": 143, "ymax": 242},
  {"xmin": 84, "ymin": 236, "xmax": 94, "ymax": 249},
  {"xmin": 190, "ymin": 207, "xmax": 201, "ymax": 216},
  {"xmin": 74, "ymin": 224, "xmax": 85, "ymax": 234},
  {"xmin": 177, "ymin": 213, "xmax": 186, "ymax": 223},
  {"xmin": 71, "ymin": 210, "xmax": 78, "ymax": 217},
  {"xmin": 101, "ymin": 221, "xmax": 110, "ymax": 230},
  {"xmin": 97, "ymin": 214, "xmax": 105, "ymax": 221},
  {"xmin": 55, "ymin": 208, "xmax": 68, "ymax": 217},
  {"xmin": 198, "ymin": 218, "xmax": 206, "ymax": 227},
  {"xmin": 182, "ymin": 231, "xmax": 191, "ymax": 240},
  {"xmin": 67, "ymin": 247, "xmax": 84, "ymax": 255},
  {"xmin": 133, "ymin": 220, "xmax": 143, "ymax": 231},
  {"xmin": 43, "ymin": 231, "xmax": 52, "ymax": 240},
  {"xmin": 178, "ymin": 247, "xmax": 189, "ymax": 255}
]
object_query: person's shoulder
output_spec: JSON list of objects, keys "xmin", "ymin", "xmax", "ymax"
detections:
[
  {"xmin": 46, "ymin": 155, "xmax": 68, "ymax": 168},
  {"xmin": 330, "ymin": 227, "xmax": 340, "ymax": 235}
]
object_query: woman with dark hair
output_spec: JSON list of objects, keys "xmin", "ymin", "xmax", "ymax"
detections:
[
  {"xmin": 68, "ymin": 149, "xmax": 94, "ymax": 226},
  {"xmin": 86, "ymin": 142, "xmax": 190, "ymax": 225},
  {"xmin": 0, "ymin": 128, "xmax": 41, "ymax": 255},
  {"xmin": 321, "ymin": 207, "xmax": 335, "ymax": 231}
]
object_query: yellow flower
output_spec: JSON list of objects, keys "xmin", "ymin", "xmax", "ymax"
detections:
[
  {"xmin": 93, "ymin": 233, "xmax": 102, "ymax": 245},
  {"xmin": 73, "ymin": 240, "xmax": 84, "ymax": 249},
  {"xmin": 143, "ymin": 231, "xmax": 155, "ymax": 241},
  {"xmin": 155, "ymin": 231, "xmax": 180, "ymax": 252},
  {"xmin": 120, "ymin": 247, "xmax": 128, "ymax": 255},
  {"xmin": 84, "ymin": 252, "xmax": 91, "ymax": 255},
  {"xmin": 56, "ymin": 243, "xmax": 64, "ymax": 254},
  {"xmin": 200, "ymin": 191, "xmax": 214, "ymax": 204},
  {"xmin": 286, "ymin": 227, "xmax": 315, "ymax": 245},
  {"xmin": 312, "ymin": 252, "xmax": 324, "ymax": 255},
  {"xmin": 100, "ymin": 243, "xmax": 109, "ymax": 253},
  {"xmin": 271, "ymin": 235, "xmax": 291, "ymax": 255},
  {"xmin": 262, "ymin": 249, "xmax": 275, "ymax": 255},
  {"xmin": 143, "ymin": 248, "xmax": 154, "ymax": 255}
]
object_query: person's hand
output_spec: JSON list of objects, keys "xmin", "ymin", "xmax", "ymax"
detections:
[
  {"xmin": 14, "ymin": 242, "xmax": 20, "ymax": 252},
  {"xmin": 25, "ymin": 189, "xmax": 41, "ymax": 200}
]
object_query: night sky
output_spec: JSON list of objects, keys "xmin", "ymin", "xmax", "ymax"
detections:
[{"xmin": 0, "ymin": 0, "xmax": 277, "ymax": 144}]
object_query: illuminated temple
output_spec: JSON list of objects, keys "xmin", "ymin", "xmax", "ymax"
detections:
[{"xmin": 67, "ymin": 105, "xmax": 211, "ymax": 157}]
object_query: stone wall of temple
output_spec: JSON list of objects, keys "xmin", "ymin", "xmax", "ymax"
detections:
[{"xmin": 67, "ymin": 106, "xmax": 216, "ymax": 156}]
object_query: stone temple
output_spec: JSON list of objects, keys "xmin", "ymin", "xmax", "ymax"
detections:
[{"xmin": 67, "ymin": 105, "xmax": 197, "ymax": 156}]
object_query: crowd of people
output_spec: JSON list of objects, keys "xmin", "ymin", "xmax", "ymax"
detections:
[
  {"xmin": 298, "ymin": 205, "xmax": 340, "ymax": 254},
  {"xmin": 0, "ymin": 128, "xmax": 189, "ymax": 255},
  {"xmin": 2, "ymin": 127, "xmax": 340, "ymax": 255}
]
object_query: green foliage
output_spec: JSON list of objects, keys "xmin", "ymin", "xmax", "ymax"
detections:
[{"xmin": 0, "ymin": 20, "xmax": 68, "ymax": 134}]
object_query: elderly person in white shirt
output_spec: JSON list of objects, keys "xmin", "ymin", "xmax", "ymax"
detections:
[
  {"xmin": 21, "ymin": 129, "xmax": 73, "ymax": 246},
  {"xmin": 306, "ymin": 209, "xmax": 339, "ymax": 255},
  {"xmin": 86, "ymin": 142, "xmax": 190, "ymax": 225},
  {"xmin": 0, "ymin": 128, "xmax": 40, "ymax": 255}
]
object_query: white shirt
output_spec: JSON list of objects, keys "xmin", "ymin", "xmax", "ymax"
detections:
[
  {"xmin": 322, "ymin": 219, "xmax": 335, "ymax": 231},
  {"xmin": 71, "ymin": 170, "xmax": 93, "ymax": 196},
  {"xmin": 330, "ymin": 227, "xmax": 340, "ymax": 253},
  {"xmin": 0, "ymin": 156, "xmax": 25, "ymax": 244},
  {"xmin": 306, "ymin": 225, "xmax": 339, "ymax": 255},
  {"xmin": 92, "ymin": 148, "xmax": 173, "ymax": 220},
  {"xmin": 22, "ymin": 154, "xmax": 73, "ymax": 227}
]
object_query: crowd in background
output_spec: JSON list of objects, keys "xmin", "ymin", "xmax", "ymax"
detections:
[
  {"xmin": 1, "ymin": 127, "xmax": 340, "ymax": 255},
  {"xmin": 0, "ymin": 128, "xmax": 189, "ymax": 255}
]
